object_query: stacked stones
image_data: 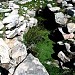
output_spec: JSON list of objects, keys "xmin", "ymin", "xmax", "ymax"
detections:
[
  {"xmin": 0, "ymin": 1, "xmax": 49, "ymax": 75},
  {"xmin": 36, "ymin": 0, "xmax": 75, "ymax": 69}
]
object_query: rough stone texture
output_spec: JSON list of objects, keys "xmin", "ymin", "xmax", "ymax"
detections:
[
  {"xmin": 0, "ymin": 38, "xmax": 10, "ymax": 63},
  {"xmin": 49, "ymin": 7, "xmax": 60, "ymax": 12},
  {"xmin": 67, "ymin": 23, "xmax": 75, "ymax": 33},
  {"xmin": 13, "ymin": 54, "xmax": 49, "ymax": 75},
  {"xmin": 55, "ymin": 12, "xmax": 68, "ymax": 25},
  {"xmin": 0, "ymin": 21, "xmax": 4, "ymax": 30}
]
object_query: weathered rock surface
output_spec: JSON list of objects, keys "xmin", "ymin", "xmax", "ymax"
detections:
[
  {"xmin": 13, "ymin": 54, "xmax": 49, "ymax": 75},
  {"xmin": 55, "ymin": 12, "xmax": 68, "ymax": 25},
  {"xmin": 0, "ymin": 21, "xmax": 4, "ymax": 30},
  {"xmin": 0, "ymin": 38, "xmax": 10, "ymax": 63},
  {"xmin": 49, "ymin": 7, "xmax": 60, "ymax": 12},
  {"xmin": 67, "ymin": 23, "xmax": 75, "ymax": 33}
]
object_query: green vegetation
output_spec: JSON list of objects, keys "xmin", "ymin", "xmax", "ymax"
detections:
[
  {"xmin": 0, "ymin": 13, "xmax": 4, "ymax": 20},
  {"xmin": 23, "ymin": 26, "xmax": 54, "ymax": 61},
  {"xmin": 23, "ymin": 25, "xmax": 73, "ymax": 75},
  {"xmin": 0, "ymin": 26, "xmax": 6, "ymax": 39},
  {"xmin": 23, "ymin": 1, "xmax": 64, "ymax": 74},
  {"xmin": 23, "ymin": 26, "xmax": 54, "ymax": 74},
  {"xmin": 44, "ymin": 64, "xmax": 63, "ymax": 75}
]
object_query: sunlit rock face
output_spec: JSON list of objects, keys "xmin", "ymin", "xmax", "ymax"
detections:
[
  {"xmin": 0, "ymin": 0, "xmax": 10, "ymax": 2},
  {"xmin": 13, "ymin": 54, "xmax": 49, "ymax": 75}
]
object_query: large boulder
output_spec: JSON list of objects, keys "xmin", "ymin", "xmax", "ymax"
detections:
[
  {"xmin": 49, "ymin": 7, "xmax": 60, "ymax": 12},
  {"xmin": 10, "ymin": 41, "xmax": 27, "ymax": 63},
  {"xmin": 5, "ymin": 29, "xmax": 18, "ymax": 39},
  {"xmin": 3, "ymin": 9, "xmax": 19, "ymax": 25},
  {"xmin": 11, "ymin": 54, "xmax": 49, "ymax": 75},
  {"xmin": 9, "ymin": 41, "xmax": 27, "ymax": 74}
]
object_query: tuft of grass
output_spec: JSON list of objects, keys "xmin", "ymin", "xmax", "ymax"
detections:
[
  {"xmin": 35, "ymin": 36, "xmax": 54, "ymax": 62},
  {"xmin": 0, "ymin": 13, "xmax": 4, "ymax": 20}
]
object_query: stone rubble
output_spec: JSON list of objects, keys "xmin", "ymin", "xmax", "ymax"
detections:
[
  {"xmin": 0, "ymin": 0, "xmax": 49, "ymax": 75},
  {"xmin": 48, "ymin": 0, "xmax": 75, "ymax": 69},
  {"xmin": 1, "ymin": 0, "xmax": 75, "ymax": 74},
  {"xmin": 0, "ymin": 21, "xmax": 4, "ymax": 30},
  {"xmin": 55, "ymin": 12, "xmax": 68, "ymax": 25},
  {"xmin": 0, "ymin": 38, "xmax": 10, "ymax": 63}
]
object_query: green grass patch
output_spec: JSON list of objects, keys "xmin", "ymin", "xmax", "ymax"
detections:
[{"xmin": 35, "ymin": 37, "xmax": 54, "ymax": 62}]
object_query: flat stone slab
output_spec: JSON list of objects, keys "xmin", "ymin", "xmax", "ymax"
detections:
[{"xmin": 0, "ymin": 9, "xmax": 11, "ymax": 13}]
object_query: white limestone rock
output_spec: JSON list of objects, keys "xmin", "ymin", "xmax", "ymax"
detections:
[
  {"xmin": 29, "ymin": 18, "xmax": 38, "ymax": 27},
  {"xmin": 0, "ymin": 38, "xmax": 10, "ymax": 63},
  {"xmin": 58, "ymin": 51, "xmax": 70, "ymax": 63},
  {"xmin": 13, "ymin": 4, "xmax": 19, "ymax": 9},
  {"xmin": 47, "ymin": 4, "xmax": 52, "ymax": 8},
  {"xmin": 19, "ymin": 16, "xmax": 24, "ymax": 22},
  {"xmin": 6, "ymin": 22, "xmax": 16, "ymax": 29},
  {"xmin": 17, "ymin": 23, "xmax": 26, "ymax": 35},
  {"xmin": 67, "ymin": 23, "xmax": 75, "ymax": 33},
  {"xmin": 8, "ymin": 1, "xmax": 19, "ymax": 10},
  {"xmin": 5, "ymin": 13, "xmax": 10, "ymax": 17},
  {"xmin": 27, "ymin": 10, "xmax": 35, "ymax": 17},
  {"xmin": 23, "ymin": 7, "xmax": 28, "ymax": 11},
  {"xmin": 0, "ymin": 21, "xmax": 4, "ymax": 30},
  {"xmin": 57, "ymin": 0, "xmax": 63, "ymax": 3},
  {"xmin": 49, "ymin": 7, "xmax": 60, "ymax": 12},
  {"xmin": 5, "ymin": 29, "xmax": 18, "ymax": 39},
  {"xmin": 3, "ymin": 14, "xmax": 19, "ymax": 25},
  {"xmin": 67, "ymin": 4, "xmax": 73, "ymax": 7},
  {"xmin": 62, "ymin": 1, "xmax": 68, "ymax": 7},
  {"xmin": 8, "ymin": 1, "xmax": 14, "ymax": 9},
  {"xmin": 13, "ymin": 54, "xmax": 49, "ymax": 75},
  {"xmin": 17, "ymin": 16, "xmax": 25, "ymax": 27},
  {"xmin": 0, "ymin": 31, "xmax": 3, "ymax": 34},
  {"xmin": 55, "ymin": 12, "xmax": 68, "ymax": 25},
  {"xmin": 0, "ymin": 9, "xmax": 11, "ymax": 13},
  {"xmin": 25, "ymin": 14, "xmax": 30, "ymax": 19},
  {"xmin": 11, "ymin": 41, "xmax": 27, "ymax": 59}
]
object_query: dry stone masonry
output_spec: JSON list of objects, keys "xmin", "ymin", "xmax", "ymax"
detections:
[
  {"xmin": 0, "ymin": 0, "xmax": 49, "ymax": 75},
  {"xmin": 1, "ymin": 0, "xmax": 75, "ymax": 74}
]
